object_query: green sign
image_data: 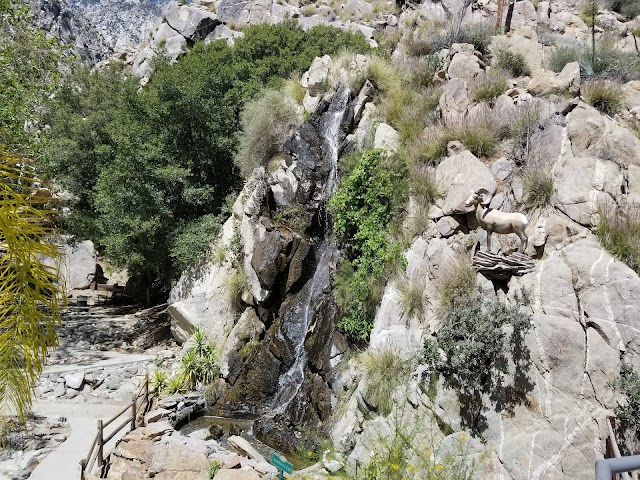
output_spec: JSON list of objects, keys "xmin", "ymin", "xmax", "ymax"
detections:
[{"xmin": 272, "ymin": 453, "xmax": 293, "ymax": 477}]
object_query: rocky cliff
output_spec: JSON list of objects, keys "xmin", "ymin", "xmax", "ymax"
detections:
[
  {"xmin": 153, "ymin": 0, "xmax": 640, "ymax": 477},
  {"xmin": 27, "ymin": 0, "xmax": 165, "ymax": 62}
]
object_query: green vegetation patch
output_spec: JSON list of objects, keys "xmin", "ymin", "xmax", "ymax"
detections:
[
  {"xmin": 609, "ymin": 363, "xmax": 640, "ymax": 445},
  {"xmin": 595, "ymin": 203, "xmax": 640, "ymax": 275},
  {"xmin": 330, "ymin": 149, "xmax": 408, "ymax": 345},
  {"xmin": 423, "ymin": 259, "xmax": 532, "ymax": 434}
]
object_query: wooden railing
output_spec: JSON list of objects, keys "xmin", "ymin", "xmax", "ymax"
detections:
[{"xmin": 79, "ymin": 373, "xmax": 152, "ymax": 480}]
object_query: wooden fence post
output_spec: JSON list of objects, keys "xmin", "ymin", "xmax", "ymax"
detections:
[
  {"xmin": 144, "ymin": 372, "xmax": 149, "ymax": 410},
  {"xmin": 97, "ymin": 420, "xmax": 104, "ymax": 468},
  {"xmin": 131, "ymin": 396, "xmax": 137, "ymax": 430}
]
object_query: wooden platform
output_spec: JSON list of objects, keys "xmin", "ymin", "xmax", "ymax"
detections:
[{"xmin": 472, "ymin": 251, "xmax": 535, "ymax": 279}]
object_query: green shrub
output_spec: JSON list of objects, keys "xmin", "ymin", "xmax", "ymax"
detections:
[
  {"xmin": 367, "ymin": 55, "xmax": 402, "ymax": 93},
  {"xmin": 609, "ymin": 363, "xmax": 640, "ymax": 443},
  {"xmin": 547, "ymin": 45, "xmax": 581, "ymax": 72},
  {"xmin": 451, "ymin": 21, "xmax": 495, "ymax": 56},
  {"xmin": 150, "ymin": 369, "xmax": 168, "ymax": 393},
  {"xmin": 351, "ymin": 405, "xmax": 475, "ymax": 480},
  {"xmin": 408, "ymin": 55, "xmax": 443, "ymax": 89},
  {"xmin": 495, "ymin": 50, "xmax": 531, "ymax": 77},
  {"xmin": 208, "ymin": 460, "xmax": 223, "ymax": 479},
  {"xmin": 437, "ymin": 259, "xmax": 477, "ymax": 313},
  {"xmin": 330, "ymin": 150, "xmax": 408, "ymax": 345},
  {"xmin": 361, "ymin": 349, "xmax": 411, "ymax": 415},
  {"xmin": 409, "ymin": 164, "xmax": 441, "ymax": 205},
  {"xmin": 412, "ymin": 126, "xmax": 454, "ymax": 165},
  {"xmin": 381, "ymin": 86, "xmax": 442, "ymax": 142},
  {"xmin": 225, "ymin": 269, "xmax": 249, "ymax": 306},
  {"xmin": 283, "ymin": 74, "xmax": 305, "ymax": 104},
  {"xmin": 181, "ymin": 329, "xmax": 219, "ymax": 389},
  {"xmin": 398, "ymin": 276, "xmax": 427, "ymax": 319},
  {"xmin": 272, "ymin": 205, "xmax": 309, "ymax": 232},
  {"xmin": 583, "ymin": 80, "xmax": 622, "ymax": 116},
  {"xmin": 469, "ymin": 70, "xmax": 510, "ymax": 103},
  {"xmin": 235, "ymin": 89, "xmax": 302, "ymax": 177},
  {"xmin": 605, "ymin": 0, "xmax": 640, "ymax": 18},
  {"xmin": 170, "ymin": 214, "xmax": 225, "ymax": 274},
  {"xmin": 424, "ymin": 267, "xmax": 532, "ymax": 432},
  {"xmin": 522, "ymin": 169, "xmax": 554, "ymax": 210},
  {"xmin": 548, "ymin": 44, "xmax": 640, "ymax": 81},
  {"xmin": 457, "ymin": 120, "xmax": 501, "ymax": 158},
  {"xmin": 594, "ymin": 202, "xmax": 640, "ymax": 275},
  {"xmin": 166, "ymin": 373, "xmax": 187, "ymax": 394}
]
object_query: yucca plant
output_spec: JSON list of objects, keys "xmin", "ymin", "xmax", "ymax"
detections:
[
  {"xmin": 150, "ymin": 369, "xmax": 168, "ymax": 393},
  {"xmin": 166, "ymin": 373, "xmax": 187, "ymax": 395},
  {"xmin": 0, "ymin": 149, "xmax": 62, "ymax": 420}
]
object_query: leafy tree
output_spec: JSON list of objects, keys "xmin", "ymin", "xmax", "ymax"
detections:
[
  {"xmin": 329, "ymin": 149, "xmax": 408, "ymax": 345},
  {"xmin": 0, "ymin": 150, "xmax": 63, "ymax": 420},
  {"xmin": 0, "ymin": 0, "xmax": 65, "ymax": 151},
  {"xmin": 43, "ymin": 22, "xmax": 369, "ymax": 291}
]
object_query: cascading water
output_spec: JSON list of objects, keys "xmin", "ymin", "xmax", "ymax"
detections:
[{"xmin": 270, "ymin": 87, "xmax": 351, "ymax": 414}]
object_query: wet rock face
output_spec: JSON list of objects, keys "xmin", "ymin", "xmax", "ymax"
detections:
[{"xmin": 207, "ymin": 88, "xmax": 356, "ymax": 446}]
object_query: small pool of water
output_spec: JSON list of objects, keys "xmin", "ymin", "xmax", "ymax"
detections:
[{"xmin": 178, "ymin": 416, "xmax": 314, "ymax": 471}]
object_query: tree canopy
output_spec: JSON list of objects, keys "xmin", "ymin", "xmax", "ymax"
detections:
[{"xmin": 43, "ymin": 21, "xmax": 370, "ymax": 289}]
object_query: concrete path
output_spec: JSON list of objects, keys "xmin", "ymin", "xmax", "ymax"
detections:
[
  {"xmin": 30, "ymin": 401, "xmax": 132, "ymax": 480},
  {"xmin": 44, "ymin": 351, "xmax": 153, "ymax": 375}
]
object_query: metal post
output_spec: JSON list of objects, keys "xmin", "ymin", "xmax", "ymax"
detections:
[
  {"xmin": 97, "ymin": 420, "xmax": 104, "ymax": 468},
  {"xmin": 131, "ymin": 396, "xmax": 137, "ymax": 430},
  {"xmin": 278, "ymin": 470, "xmax": 283, "ymax": 480},
  {"xmin": 79, "ymin": 459, "xmax": 86, "ymax": 480}
]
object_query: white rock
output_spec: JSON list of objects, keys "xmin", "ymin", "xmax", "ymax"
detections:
[
  {"xmin": 64, "ymin": 372, "xmax": 84, "ymax": 390},
  {"xmin": 373, "ymin": 123, "xmax": 399, "ymax": 151}
]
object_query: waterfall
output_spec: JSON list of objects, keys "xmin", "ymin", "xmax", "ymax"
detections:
[{"xmin": 270, "ymin": 87, "xmax": 350, "ymax": 414}]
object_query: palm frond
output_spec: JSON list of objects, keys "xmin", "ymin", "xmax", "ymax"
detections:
[{"xmin": 0, "ymin": 149, "xmax": 62, "ymax": 420}]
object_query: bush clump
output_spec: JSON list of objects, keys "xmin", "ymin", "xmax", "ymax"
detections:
[
  {"xmin": 604, "ymin": 0, "xmax": 640, "ymax": 19},
  {"xmin": 423, "ymin": 258, "xmax": 532, "ymax": 433},
  {"xmin": 361, "ymin": 349, "xmax": 412, "ymax": 415},
  {"xmin": 522, "ymin": 169, "xmax": 554, "ymax": 210},
  {"xmin": 594, "ymin": 203, "xmax": 640, "ymax": 275},
  {"xmin": 495, "ymin": 50, "xmax": 532, "ymax": 77},
  {"xmin": 469, "ymin": 70, "xmax": 510, "ymax": 103},
  {"xmin": 156, "ymin": 329, "xmax": 219, "ymax": 395},
  {"xmin": 547, "ymin": 45, "xmax": 581, "ymax": 73},
  {"xmin": 398, "ymin": 276, "xmax": 427, "ymax": 319},
  {"xmin": 609, "ymin": 363, "xmax": 640, "ymax": 445},
  {"xmin": 582, "ymin": 80, "xmax": 623, "ymax": 116},
  {"xmin": 330, "ymin": 149, "xmax": 408, "ymax": 345},
  {"xmin": 235, "ymin": 89, "xmax": 302, "ymax": 177},
  {"xmin": 548, "ymin": 44, "xmax": 640, "ymax": 82}
]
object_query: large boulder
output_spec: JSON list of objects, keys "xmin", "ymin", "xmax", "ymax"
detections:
[
  {"xmin": 41, "ymin": 239, "xmax": 96, "ymax": 291},
  {"xmin": 162, "ymin": 1, "xmax": 220, "ymax": 40},
  {"xmin": 447, "ymin": 43, "xmax": 482, "ymax": 82},
  {"xmin": 439, "ymin": 78, "xmax": 469, "ymax": 125},
  {"xmin": 168, "ymin": 217, "xmax": 237, "ymax": 344},
  {"xmin": 527, "ymin": 61, "xmax": 580, "ymax": 95},
  {"xmin": 435, "ymin": 150, "xmax": 497, "ymax": 215},
  {"xmin": 492, "ymin": 27, "xmax": 543, "ymax": 72}
]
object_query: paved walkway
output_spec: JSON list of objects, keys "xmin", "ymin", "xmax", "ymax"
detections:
[{"xmin": 29, "ymin": 401, "xmax": 132, "ymax": 480}]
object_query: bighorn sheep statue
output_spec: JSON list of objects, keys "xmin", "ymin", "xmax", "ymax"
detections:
[{"xmin": 464, "ymin": 188, "xmax": 529, "ymax": 253}]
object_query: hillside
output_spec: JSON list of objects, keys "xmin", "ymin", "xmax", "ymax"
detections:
[{"xmin": 2, "ymin": 0, "xmax": 640, "ymax": 477}]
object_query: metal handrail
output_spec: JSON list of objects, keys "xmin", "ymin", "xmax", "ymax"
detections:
[
  {"xmin": 80, "ymin": 373, "xmax": 151, "ymax": 479},
  {"xmin": 596, "ymin": 416, "xmax": 640, "ymax": 480}
]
